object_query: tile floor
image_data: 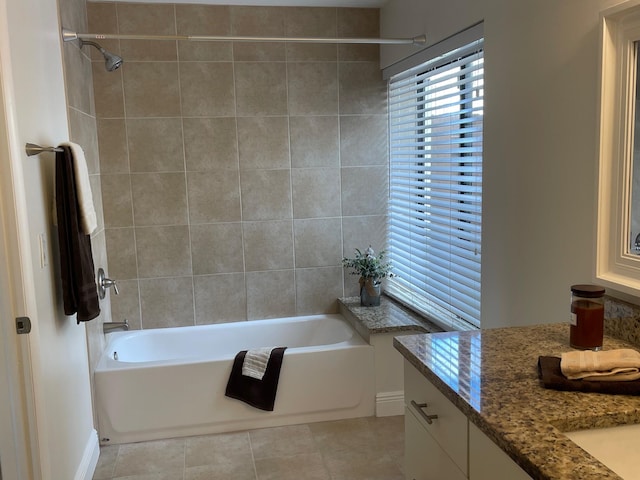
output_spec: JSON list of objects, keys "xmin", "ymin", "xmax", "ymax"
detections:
[{"xmin": 93, "ymin": 415, "xmax": 405, "ymax": 480}]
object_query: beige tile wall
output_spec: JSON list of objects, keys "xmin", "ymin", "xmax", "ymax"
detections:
[
  {"xmin": 88, "ymin": 2, "xmax": 388, "ymax": 328},
  {"xmin": 59, "ymin": 0, "xmax": 113, "ymax": 425}
]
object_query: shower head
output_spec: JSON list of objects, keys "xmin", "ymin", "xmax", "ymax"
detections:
[{"xmin": 79, "ymin": 39, "xmax": 123, "ymax": 72}]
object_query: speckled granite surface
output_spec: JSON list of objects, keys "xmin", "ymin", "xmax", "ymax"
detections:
[
  {"xmin": 605, "ymin": 295, "xmax": 640, "ymax": 346},
  {"xmin": 338, "ymin": 296, "xmax": 443, "ymax": 337},
  {"xmin": 394, "ymin": 324, "xmax": 640, "ymax": 480}
]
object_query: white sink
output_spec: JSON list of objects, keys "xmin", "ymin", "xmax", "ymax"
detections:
[{"xmin": 565, "ymin": 423, "xmax": 640, "ymax": 479}]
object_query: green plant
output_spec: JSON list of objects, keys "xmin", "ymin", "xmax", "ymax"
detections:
[{"xmin": 342, "ymin": 246, "xmax": 393, "ymax": 284}]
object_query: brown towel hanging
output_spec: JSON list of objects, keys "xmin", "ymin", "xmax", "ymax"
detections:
[{"xmin": 55, "ymin": 145, "xmax": 100, "ymax": 322}]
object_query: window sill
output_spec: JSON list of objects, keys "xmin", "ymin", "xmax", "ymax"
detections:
[{"xmin": 338, "ymin": 294, "xmax": 444, "ymax": 341}]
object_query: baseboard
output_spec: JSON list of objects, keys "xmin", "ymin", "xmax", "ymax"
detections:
[
  {"xmin": 74, "ymin": 428, "xmax": 100, "ymax": 480},
  {"xmin": 376, "ymin": 391, "xmax": 404, "ymax": 417}
]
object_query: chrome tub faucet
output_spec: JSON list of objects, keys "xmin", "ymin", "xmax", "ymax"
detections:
[{"xmin": 103, "ymin": 319, "xmax": 129, "ymax": 334}]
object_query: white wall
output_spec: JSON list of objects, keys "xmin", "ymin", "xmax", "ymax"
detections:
[
  {"xmin": 1, "ymin": 0, "xmax": 98, "ymax": 477},
  {"xmin": 382, "ymin": 0, "xmax": 626, "ymax": 328}
]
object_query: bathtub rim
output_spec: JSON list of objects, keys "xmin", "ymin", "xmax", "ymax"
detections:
[{"xmin": 96, "ymin": 313, "xmax": 367, "ymax": 371}]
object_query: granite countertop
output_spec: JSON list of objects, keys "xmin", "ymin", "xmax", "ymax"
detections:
[
  {"xmin": 394, "ymin": 323, "xmax": 640, "ymax": 480},
  {"xmin": 338, "ymin": 295, "xmax": 443, "ymax": 336}
]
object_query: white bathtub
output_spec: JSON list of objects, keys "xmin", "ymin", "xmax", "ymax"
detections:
[{"xmin": 95, "ymin": 314, "xmax": 375, "ymax": 444}]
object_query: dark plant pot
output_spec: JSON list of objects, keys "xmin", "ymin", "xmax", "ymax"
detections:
[{"xmin": 360, "ymin": 277, "xmax": 381, "ymax": 307}]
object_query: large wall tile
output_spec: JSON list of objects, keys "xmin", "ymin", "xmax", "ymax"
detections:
[
  {"xmin": 339, "ymin": 62, "xmax": 386, "ymax": 115},
  {"xmin": 287, "ymin": 63, "xmax": 338, "ymax": 116},
  {"xmin": 175, "ymin": 5, "xmax": 231, "ymax": 60},
  {"xmin": 337, "ymin": 8, "xmax": 380, "ymax": 62},
  {"xmin": 337, "ymin": 7, "xmax": 379, "ymax": 36},
  {"xmin": 194, "ymin": 273, "xmax": 247, "ymax": 324},
  {"xmin": 231, "ymin": 6, "xmax": 286, "ymax": 62},
  {"xmin": 285, "ymin": 7, "xmax": 337, "ymax": 37},
  {"xmin": 340, "ymin": 115, "xmax": 388, "ymax": 166},
  {"xmin": 235, "ymin": 63, "xmax": 288, "ymax": 116},
  {"xmin": 246, "ymin": 270, "xmax": 295, "ymax": 320},
  {"xmin": 233, "ymin": 43, "xmax": 285, "ymax": 62},
  {"xmin": 190, "ymin": 223, "xmax": 244, "ymax": 274},
  {"xmin": 341, "ymin": 215, "xmax": 387, "ymax": 257},
  {"xmin": 284, "ymin": 8, "xmax": 337, "ymax": 61},
  {"xmin": 341, "ymin": 166, "xmax": 388, "ymax": 216},
  {"xmin": 176, "ymin": 4, "xmax": 230, "ymax": 35},
  {"xmin": 101, "ymin": 174, "xmax": 133, "ymax": 227},
  {"xmin": 293, "ymin": 218, "xmax": 342, "ymax": 268},
  {"xmin": 87, "ymin": 2, "xmax": 119, "ymax": 64},
  {"xmin": 127, "ymin": 118, "xmax": 185, "ymax": 172},
  {"xmin": 98, "ymin": 118, "xmax": 129, "ymax": 174},
  {"xmin": 89, "ymin": 174, "xmax": 105, "ymax": 233},
  {"xmin": 180, "ymin": 63, "xmax": 235, "ymax": 117},
  {"xmin": 240, "ymin": 169, "xmax": 292, "ymax": 221},
  {"xmin": 93, "ymin": 64, "xmax": 124, "ymax": 119},
  {"xmin": 290, "ymin": 116, "xmax": 339, "ymax": 168},
  {"xmin": 109, "ymin": 279, "xmax": 141, "ymax": 330},
  {"xmin": 117, "ymin": 3, "xmax": 176, "ymax": 35},
  {"xmin": 98, "ymin": 2, "xmax": 165, "ymax": 61},
  {"xmin": 187, "ymin": 170, "xmax": 241, "ymax": 223},
  {"xmin": 105, "ymin": 227, "xmax": 138, "ymax": 280},
  {"xmin": 243, "ymin": 221, "xmax": 294, "ymax": 271},
  {"xmin": 68, "ymin": 108, "xmax": 99, "ymax": 174},
  {"xmin": 292, "ymin": 168, "xmax": 341, "ymax": 219},
  {"xmin": 295, "ymin": 266, "xmax": 343, "ymax": 315},
  {"xmin": 131, "ymin": 173, "xmax": 188, "ymax": 226},
  {"xmin": 231, "ymin": 6, "xmax": 285, "ymax": 36},
  {"xmin": 238, "ymin": 117, "xmax": 290, "ymax": 170},
  {"xmin": 136, "ymin": 225, "xmax": 192, "ymax": 278},
  {"xmin": 64, "ymin": 43, "xmax": 95, "ymax": 115},
  {"xmin": 120, "ymin": 40, "xmax": 177, "ymax": 62},
  {"xmin": 178, "ymin": 41, "xmax": 233, "ymax": 62},
  {"xmin": 123, "ymin": 63, "xmax": 181, "ymax": 117},
  {"xmin": 139, "ymin": 277, "xmax": 195, "ymax": 328},
  {"xmin": 184, "ymin": 117, "xmax": 238, "ymax": 171}
]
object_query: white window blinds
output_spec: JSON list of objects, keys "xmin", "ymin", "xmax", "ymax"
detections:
[{"xmin": 387, "ymin": 36, "xmax": 484, "ymax": 331}]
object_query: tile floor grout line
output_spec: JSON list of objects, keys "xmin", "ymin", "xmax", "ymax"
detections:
[
  {"xmin": 247, "ymin": 429, "xmax": 260, "ymax": 480},
  {"xmin": 308, "ymin": 422, "xmax": 335, "ymax": 480}
]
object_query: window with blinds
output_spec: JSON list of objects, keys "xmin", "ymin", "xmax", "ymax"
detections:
[{"xmin": 387, "ymin": 36, "xmax": 484, "ymax": 331}]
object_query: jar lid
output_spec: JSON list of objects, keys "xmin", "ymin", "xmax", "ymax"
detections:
[{"xmin": 571, "ymin": 284, "xmax": 605, "ymax": 297}]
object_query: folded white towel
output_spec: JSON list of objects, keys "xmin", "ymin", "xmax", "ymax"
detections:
[
  {"xmin": 560, "ymin": 349, "xmax": 640, "ymax": 381},
  {"xmin": 242, "ymin": 347, "xmax": 277, "ymax": 381},
  {"xmin": 60, "ymin": 142, "xmax": 97, "ymax": 235}
]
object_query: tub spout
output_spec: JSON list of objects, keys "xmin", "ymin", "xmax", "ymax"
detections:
[{"xmin": 103, "ymin": 320, "xmax": 129, "ymax": 334}]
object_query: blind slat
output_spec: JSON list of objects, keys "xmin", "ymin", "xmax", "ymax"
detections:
[{"xmin": 388, "ymin": 35, "xmax": 484, "ymax": 331}]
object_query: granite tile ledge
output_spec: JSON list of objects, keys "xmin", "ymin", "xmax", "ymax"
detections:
[{"xmin": 338, "ymin": 295, "xmax": 443, "ymax": 338}]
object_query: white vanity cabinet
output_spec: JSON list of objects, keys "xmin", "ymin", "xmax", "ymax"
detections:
[{"xmin": 404, "ymin": 360, "xmax": 532, "ymax": 480}]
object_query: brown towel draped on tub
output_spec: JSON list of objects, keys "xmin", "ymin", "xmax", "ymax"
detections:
[
  {"xmin": 55, "ymin": 145, "xmax": 100, "ymax": 323},
  {"xmin": 225, "ymin": 347, "xmax": 287, "ymax": 411}
]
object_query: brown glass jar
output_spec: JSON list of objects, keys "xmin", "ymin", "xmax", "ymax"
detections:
[{"xmin": 569, "ymin": 284, "xmax": 605, "ymax": 350}]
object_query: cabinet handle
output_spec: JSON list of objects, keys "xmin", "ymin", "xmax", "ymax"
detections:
[{"xmin": 410, "ymin": 400, "xmax": 439, "ymax": 425}]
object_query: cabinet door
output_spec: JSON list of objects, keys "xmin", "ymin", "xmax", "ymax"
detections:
[
  {"xmin": 469, "ymin": 422, "xmax": 532, "ymax": 480},
  {"xmin": 405, "ymin": 407, "xmax": 467, "ymax": 480},
  {"xmin": 404, "ymin": 360, "xmax": 468, "ymax": 475}
]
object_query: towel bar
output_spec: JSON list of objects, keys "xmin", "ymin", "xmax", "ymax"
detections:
[{"xmin": 25, "ymin": 143, "xmax": 64, "ymax": 157}]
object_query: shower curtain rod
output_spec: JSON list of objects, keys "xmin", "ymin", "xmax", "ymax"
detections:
[{"xmin": 62, "ymin": 28, "xmax": 426, "ymax": 46}]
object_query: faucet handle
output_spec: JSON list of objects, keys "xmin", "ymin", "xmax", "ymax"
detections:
[
  {"xmin": 97, "ymin": 268, "xmax": 119, "ymax": 299},
  {"xmin": 104, "ymin": 277, "xmax": 119, "ymax": 295}
]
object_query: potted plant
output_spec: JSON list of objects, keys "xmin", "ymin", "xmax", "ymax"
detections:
[{"xmin": 342, "ymin": 246, "xmax": 393, "ymax": 306}]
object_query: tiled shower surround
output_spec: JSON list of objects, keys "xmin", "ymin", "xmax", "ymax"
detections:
[{"xmin": 88, "ymin": 3, "xmax": 388, "ymax": 329}]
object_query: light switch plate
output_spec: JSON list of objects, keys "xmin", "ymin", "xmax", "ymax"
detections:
[{"xmin": 38, "ymin": 233, "xmax": 48, "ymax": 268}]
